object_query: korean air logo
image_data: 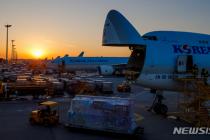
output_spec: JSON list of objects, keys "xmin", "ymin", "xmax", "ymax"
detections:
[{"xmin": 173, "ymin": 44, "xmax": 210, "ymax": 55}]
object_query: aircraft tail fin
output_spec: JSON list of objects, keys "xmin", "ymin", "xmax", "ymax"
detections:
[
  {"xmin": 102, "ymin": 10, "xmax": 145, "ymax": 46},
  {"xmin": 78, "ymin": 51, "xmax": 84, "ymax": 57},
  {"xmin": 64, "ymin": 54, "xmax": 69, "ymax": 57}
]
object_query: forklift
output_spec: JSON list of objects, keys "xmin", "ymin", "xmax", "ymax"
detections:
[{"xmin": 29, "ymin": 101, "xmax": 59, "ymax": 125}]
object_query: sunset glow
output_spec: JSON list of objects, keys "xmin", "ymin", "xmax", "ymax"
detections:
[
  {"xmin": 32, "ymin": 49, "xmax": 44, "ymax": 59},
  {"xmin": 0, "ymin": 0, "xmax": 209, "ymax": 59}
]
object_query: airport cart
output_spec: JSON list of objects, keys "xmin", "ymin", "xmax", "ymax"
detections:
[
  {"xmin": 66, "ymin": 95, "xmax": 144, "ymax": 136},
  {"xmin": 29, "ymin": 101, "xmax": 59, "ymax": 125}
]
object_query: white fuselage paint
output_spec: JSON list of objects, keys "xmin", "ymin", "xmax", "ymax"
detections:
[
  {"xmin": 102, "ymin": 10, "xmax": 210, "ymax": 92},
  {"xmin": 134, "ymin": 38, "xmax": 210, "ymax": 91},
  {"xmin": 48, "ymin": 57, "xmax": 128, "ymax": 73}
]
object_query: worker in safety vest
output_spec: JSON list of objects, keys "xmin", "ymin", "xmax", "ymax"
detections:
[{"xmin": 192, "ymin": 64, "xmax": 199, "ymax": 78}]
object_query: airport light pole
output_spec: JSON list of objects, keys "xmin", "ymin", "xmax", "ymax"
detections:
[
  {"xmin": 13, "ymin": 48, "xmax": 17, "ymax": 62},
  {"xmin": 15, "ymin": 50, "xmax": 18, "ymax": 61},
  {"xmin": 11, "ymin": 40, "xmax": 15, "ymax": 61},
  {"xmin": 5, "ymin": 24, "xmax": 12, "ymax": 64}
]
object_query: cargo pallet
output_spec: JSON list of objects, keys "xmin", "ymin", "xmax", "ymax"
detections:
[
  {"xmin": 172, "ymin": 78, "xmax": 210, "ymax": 127},
  {"xmin": 66, "ymin": 95, "xmax": 144, "ymax": 137},
  {"xmin": 6, "ymin": 81, "xmax": 54, "ymax": 96}
]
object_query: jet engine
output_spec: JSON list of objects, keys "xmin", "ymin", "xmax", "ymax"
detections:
[{"xmin": 98, "ymin": 65, "xmax": 114, "ymax": 75}]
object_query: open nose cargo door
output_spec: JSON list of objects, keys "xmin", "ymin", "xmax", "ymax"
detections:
[{"xmin": 102, "ymin": 10, "xmax": 145, "ymax": 46}]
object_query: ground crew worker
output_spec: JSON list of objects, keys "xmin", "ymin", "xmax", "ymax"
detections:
[
  {"xmin": 201, "ymin": 68, "xmax": 205, "ymax": 78},
  {"xmin": 204, "ymin": 69, "xmax": 209, "ymax": 86},
  {"xmin": 192, "ymin": 64, "xmax": 199, "ymax": 78}
]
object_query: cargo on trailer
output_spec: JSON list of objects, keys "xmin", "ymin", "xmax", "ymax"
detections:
[{"xmin": 66, "ymin": 95, "xmax": 144, "ymax": 136}]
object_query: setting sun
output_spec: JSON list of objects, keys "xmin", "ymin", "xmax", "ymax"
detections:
[{"xmin": 32, "ymin": 50, "xmax": 44, "ymax": 58}]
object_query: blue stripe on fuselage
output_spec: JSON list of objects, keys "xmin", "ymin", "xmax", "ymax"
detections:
[{"xmin": 52, "ymin": 57, "xmax": 128, "ymax": 65}]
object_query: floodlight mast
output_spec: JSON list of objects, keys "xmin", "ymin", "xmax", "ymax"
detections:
[
  {"xmin": 5, "ymin": 24, "xmax": 12, "ymax": 64},
  {"xmin": 11, "ymin": 40, "xmax": 15, "ymax": 61}
]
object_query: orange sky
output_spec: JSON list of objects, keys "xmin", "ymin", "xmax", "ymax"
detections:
[
  {"xmin": 0, "ymin": 0, "xmax": 210, "ymax": 59},
  {"xmin": 11, "ymin": 38, "xmax": 130, "ymax": 59},
  {"xmin": 0, "ymin": 22, "xmax": 131, "ymax": 59}
]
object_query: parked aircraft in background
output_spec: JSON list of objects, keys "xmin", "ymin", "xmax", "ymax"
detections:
[{"xmin": 47, "ymin": 51, "xmax": 128, "ymax": 75}]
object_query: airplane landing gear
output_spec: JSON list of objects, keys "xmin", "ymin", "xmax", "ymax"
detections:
[
  {"xmin": 153, "ymin": 103, "xmax": 168, "ymax": 115},
  {"xmin": 148, "ymin": 90, "xmax": 168, "ymax": 115}
]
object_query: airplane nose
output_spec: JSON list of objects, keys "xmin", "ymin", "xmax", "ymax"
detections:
[{"xmin": 102, "ymin": 10, "xmax": 145, "ymax": 46}]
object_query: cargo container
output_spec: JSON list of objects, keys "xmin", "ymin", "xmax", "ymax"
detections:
[{"xmin": 66, "ymin": 95, "xmax": 143, "ymax": 136}]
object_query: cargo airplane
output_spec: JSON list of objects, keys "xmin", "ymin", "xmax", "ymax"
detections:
[{"xmin": 102, "ymin": 10, "xmax": 210, "ymax": 114}]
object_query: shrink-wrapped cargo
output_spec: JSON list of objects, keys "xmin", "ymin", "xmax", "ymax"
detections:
[{"xmin": 67, "ymin": 95, "xmax": 143, "ymax": 135}]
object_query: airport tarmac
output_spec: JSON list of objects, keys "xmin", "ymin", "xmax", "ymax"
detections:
[{"xmin": 0, "ymin": 77, "xmax": 209, "ymax": 140}]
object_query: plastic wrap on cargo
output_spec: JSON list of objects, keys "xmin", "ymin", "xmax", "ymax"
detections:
[{"xmin": 68, "ymin": 95, "xmax": 138, "ymax": 134}]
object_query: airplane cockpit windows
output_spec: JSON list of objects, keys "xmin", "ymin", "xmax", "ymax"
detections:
[{"xmin": 142, "ymin": 36, "xmax": 158, "ymax": 41}]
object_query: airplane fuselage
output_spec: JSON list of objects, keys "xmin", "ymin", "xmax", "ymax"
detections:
[
  {"xmin": 48, "ymin": 57, "xmax": 128, "ymax": 75},
  {"xmin": 102, "ymin": 10, "xmax": 210, "ymax": 92},
  {"xmin": 130, "ymin": 32, "xmax": 210, "ymax": 91}
]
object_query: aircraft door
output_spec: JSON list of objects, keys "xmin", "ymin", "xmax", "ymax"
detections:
[
  {"xmin": 186, "ymin": 55, "xmax": 193, "ymax": 72},
  {"xmin": 176, "ymin": 55, "xmax": 193, "ymax": 73}
]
